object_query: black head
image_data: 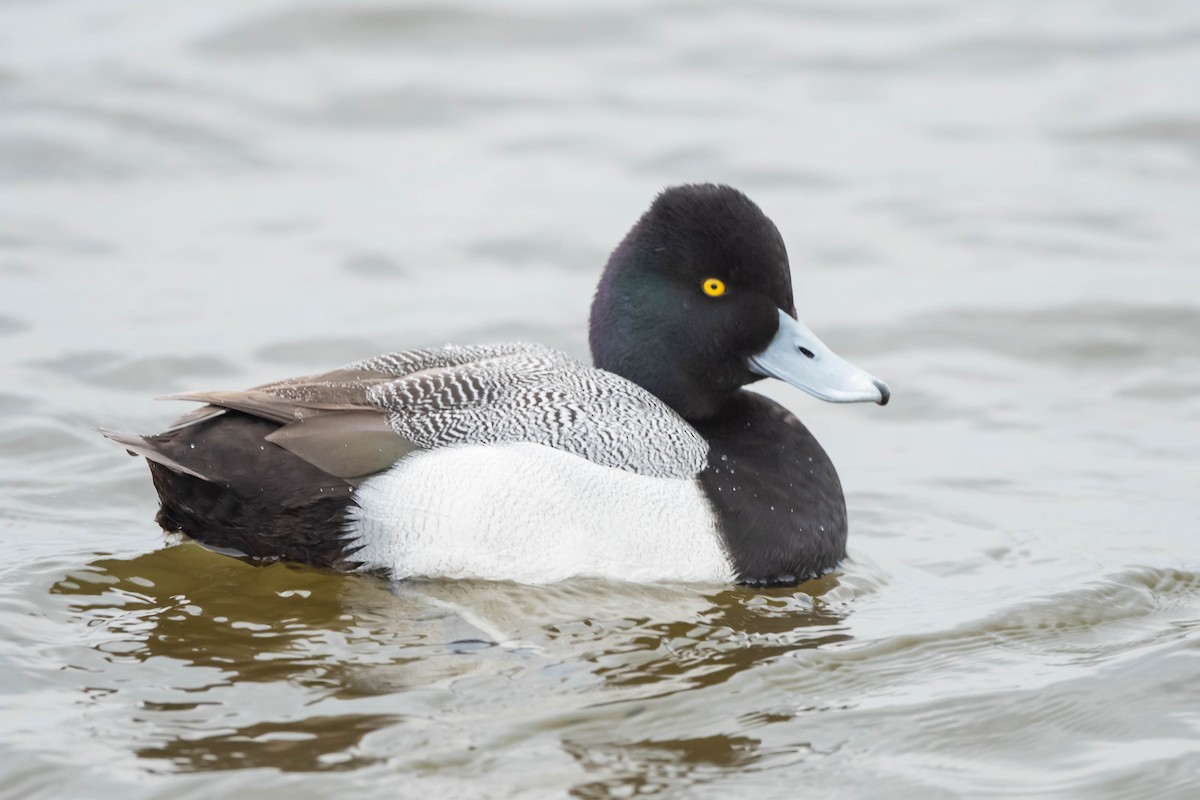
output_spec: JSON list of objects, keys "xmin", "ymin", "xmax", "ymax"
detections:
[{"xmin": 589, "ymin": 184, "xmax": 796, "ymax": 420}]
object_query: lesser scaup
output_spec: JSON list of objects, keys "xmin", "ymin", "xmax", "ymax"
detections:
[{"xmin": 105, "ymin": 184, "xmax": 889, "ymax": 586}]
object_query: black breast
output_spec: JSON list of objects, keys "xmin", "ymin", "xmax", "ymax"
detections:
[{"xmin": 693, "ymin": 392, "xmax": 848, "ymax": 586}]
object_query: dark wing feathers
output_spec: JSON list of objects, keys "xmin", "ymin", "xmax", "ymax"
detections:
[
  {"xmin": 263, "ymin": 411, "xmax": 417, "ymax": 480},
  {"xmin": 161, "ymin": 390, "xmax": 317, "ymax": 425}
]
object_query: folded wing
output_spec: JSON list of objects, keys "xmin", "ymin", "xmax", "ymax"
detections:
[{"xmin": 163, "ymin": 343, "xmax": 708, "ymax": 481}]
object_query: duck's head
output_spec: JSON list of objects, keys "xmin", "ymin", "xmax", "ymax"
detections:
[{"xmin": 589, "ymin": 184, "xmax": 889, "ymax": 420}]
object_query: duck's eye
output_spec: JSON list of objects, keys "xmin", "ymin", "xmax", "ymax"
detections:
[{"xmin": 702, "ymin": 278, "xmax": 727, "ymax": 297}]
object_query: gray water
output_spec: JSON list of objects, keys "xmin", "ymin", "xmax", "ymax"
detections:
[{"xmin": 2, "ymin": 1, "xmax": 1199, "ymax": 797}]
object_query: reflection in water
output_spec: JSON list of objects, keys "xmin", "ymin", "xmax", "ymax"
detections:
[
  {"xmin": 53, "ymin": 545, "xmax": 394, "ymax": 684},
  {"xmin": 586, "ymin": 583, "xmax": 849, "ymax": 697},
  {"xmin": 565, "ymin": 733, "xmax": 787, "ymax": 799},
  {"xmin": 48, "ymin": 543, "xmax": 854, "ymax": 776},
  {"xmin": 136, "ymin": 714, "xmax": 397, "ymax": 774}
]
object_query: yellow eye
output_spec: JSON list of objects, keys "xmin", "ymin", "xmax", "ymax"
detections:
[{"xmin": 702, "ymin": 278, "xmax": 726, "ymax": 297}]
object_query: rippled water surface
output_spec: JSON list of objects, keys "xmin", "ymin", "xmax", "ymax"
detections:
[{"xmin": 2, "ymin": 1, "xmax": 1199, "ymax": 797}]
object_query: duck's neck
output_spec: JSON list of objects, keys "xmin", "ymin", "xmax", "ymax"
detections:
[
  {"xmin": 606, "ymin": 359, "xmax": 735, "ymax": 421},
  {"xmin": 590, "ymin": 350, "xmax": 735, "ymax": 421}
]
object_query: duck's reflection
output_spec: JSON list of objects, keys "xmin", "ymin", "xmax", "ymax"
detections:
[
  {"xmin": 565, "ymin": 733, "xmax": 775, "ymax": 798},
  {"xmin": 135, "ymin": 714, "xmax": 396, "ymax": 773},
  {"xmin": 51, "ymin": 542, "xmax": 853, "ymax": 774}
]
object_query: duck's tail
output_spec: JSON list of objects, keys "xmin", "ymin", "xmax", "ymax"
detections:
[
  {"xmin": 100, "ymin": 427, "xmax": 211, "ymax": 481},
  {"xmin": 101, "ymin": 414, "xmax": 362, "ymax": 570}
]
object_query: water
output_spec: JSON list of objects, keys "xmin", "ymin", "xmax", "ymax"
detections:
[{"xmin": 2, "ymin": 0, "xmax": 1199, "ymax": 796}]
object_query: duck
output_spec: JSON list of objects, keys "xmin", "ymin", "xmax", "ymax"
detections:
[{"xmin": 104, "ymin": 184, "xmax": 889, "ymax": 587}]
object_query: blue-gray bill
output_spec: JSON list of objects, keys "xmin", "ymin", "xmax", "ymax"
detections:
[{"xmin": 747, "ymin": 308, "xmax": 890, "ymax": 405}]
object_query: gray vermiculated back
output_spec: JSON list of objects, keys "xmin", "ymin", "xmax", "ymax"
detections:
[{"xmin": 346, "ymin": 343, "xmax": 709, "ymax": 479}]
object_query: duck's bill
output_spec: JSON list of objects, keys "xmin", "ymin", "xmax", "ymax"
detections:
[{"xmin": 748, "ymin": 309, "xmax": 890, "ymax": 405}]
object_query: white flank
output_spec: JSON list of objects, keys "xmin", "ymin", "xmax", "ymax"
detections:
[{"xmin": 345, "ymin": 443, "xmax": 734, "ymax": 584}]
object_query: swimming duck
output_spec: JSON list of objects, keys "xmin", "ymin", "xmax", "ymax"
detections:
[{"xmin": 105, "ymin": 184, "xmax": 889, "ymax": 586}]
